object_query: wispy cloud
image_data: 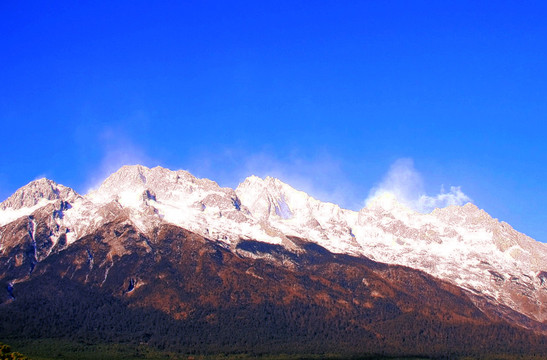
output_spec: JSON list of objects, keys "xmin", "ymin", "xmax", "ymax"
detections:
[
  {"xmin": 33, "ymin": 173, "xmax": 49, "ymax": 181},
  {"xmin": 417, "ymin": 185, "xmax": 471, "ymax": 211},
  {"xmin": 79, "ymin": 133, "xmax": 471, "ymax": 214},
  {"xmin": 242, "ymin": 152, "xmax": 359, "ymax": 208},
  {"xmin": 366, "ymin": 158, "xmax": 472, "ymax": 212},
  {"xmin": 83, "ymin": 126, "xmax": 156, "ymax": 193},
  {"xmin": 187, "ymin": 148, "xmax": 361, "ymax": 210}
]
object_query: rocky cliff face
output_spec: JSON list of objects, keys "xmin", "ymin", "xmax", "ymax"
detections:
[{"xmin": 0, "ymin": 165, "xmax": 546, "ymax": 356}]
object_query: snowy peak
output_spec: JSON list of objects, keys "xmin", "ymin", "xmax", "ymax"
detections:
[
  {"xmin": 91, "ymin": 165, "xmax": 213, "ymax": 206},
  {"xmin": 236, "ymin": 175, "xmax": 359, "ymax": 254},
  {"xmin": 236, "ymin": 175, "xmax": 347, "ymax": 222},
  {"xmin": 236, "ymin": 175, "xmax": 296, "ymax": 220},
  {"xmin": 98, "ymin": 164, "xmax": 149, "ymax": 191},
  {"xmin": 431, "ymin": 202, "xmax": 489, "ymax": 224},
  {"xmin": 82, "ymin": 165, "xmax": 252, "ymax": 242},
  {"xmin": 0, "ymin": 177, "xmax": 81, "ymax": 229},
  {"xmin": 431, "ymin": 202, "xmax": 544, "ymax": 261},
  {"xmin": 0, "ymin": 178, "xmax": 79, "ymax": 211}
]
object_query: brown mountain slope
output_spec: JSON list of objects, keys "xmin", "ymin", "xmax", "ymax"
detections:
[{"xmin": 0, "ymin": 218, "xmax": 546, "ymax": 357}]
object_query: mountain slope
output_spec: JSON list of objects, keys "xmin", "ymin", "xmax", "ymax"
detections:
[
  {"xmin": 1, "ymin": 219, "xmax": 545, "ymax": 357},
  {"xmin": 0, "ymin": 164, "xmax": 546, "ymax": 356}
]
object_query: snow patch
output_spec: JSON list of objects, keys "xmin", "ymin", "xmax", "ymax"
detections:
[{"xmin": 0, "ymin": 199, "xmax": 53, "ymax": 226}]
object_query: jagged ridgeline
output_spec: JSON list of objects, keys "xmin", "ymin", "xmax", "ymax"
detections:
[{"xmin": 0, "ymin": 165, "xmax": 546, "ymax": 358}]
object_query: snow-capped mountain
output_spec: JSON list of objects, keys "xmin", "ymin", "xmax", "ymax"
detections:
[{"xmin": 1, "ymin": 164, "xmax": 546, "ymax": 331}]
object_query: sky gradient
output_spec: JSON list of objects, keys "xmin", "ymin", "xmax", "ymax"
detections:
[{"xmin": 1, "ymin": 1, "xmax": 546, "ymax": 242}]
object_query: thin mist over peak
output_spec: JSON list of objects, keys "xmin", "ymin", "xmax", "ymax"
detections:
[
  {"xmin": 82, "ymin": 156, "xmax": 473, "ymax": 215},
  {"xmin": 365, "ymin": 158, "xmax": 472, "ymax": 213}
]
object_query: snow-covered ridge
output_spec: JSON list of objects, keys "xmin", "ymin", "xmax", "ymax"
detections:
[
  {"xmin": 0, "ymin": 178, "xmax": 80, "ymax": 226},
  {"xmin": 0, "ymin": 178, "xmax": 79, "ymax": 211},
  {"xmin": 1, "ymin": 164, "xmax": 546, "ymax": 324}
]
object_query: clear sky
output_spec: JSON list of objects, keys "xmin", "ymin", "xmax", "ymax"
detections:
[{"xmin": 1, "ymin": 1, "xmax": 546, "ymax": 242}]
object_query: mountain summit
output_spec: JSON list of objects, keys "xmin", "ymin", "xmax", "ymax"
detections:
[
  {"xmin": 0, "ymin": 178, "xmax": 79, "ymax": 213},
  {"xmin": 0, "ymin": 165, "xmax": 546, "ymax": 357}
]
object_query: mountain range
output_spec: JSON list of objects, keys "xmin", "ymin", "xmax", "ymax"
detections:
[{"xmin": 0, "ymin": 165, "xmax": 546, "ymax": 358}]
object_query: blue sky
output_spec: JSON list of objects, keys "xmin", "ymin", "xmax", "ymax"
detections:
[{"xmin": 1, "ymin": 1, "xmax": 546, "ymax": 242}]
